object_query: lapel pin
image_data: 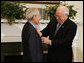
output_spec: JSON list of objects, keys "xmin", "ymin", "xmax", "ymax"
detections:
[{"xmin": 62, "ymin": 26, "xmax": 64, "ymax": 28}]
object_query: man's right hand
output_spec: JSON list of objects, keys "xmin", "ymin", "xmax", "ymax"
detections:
[{"xmin": 41, "ymin": 37, "xmax": 51, "ymax": 45}]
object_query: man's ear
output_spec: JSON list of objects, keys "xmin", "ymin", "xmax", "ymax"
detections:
[{"xmin": 33, "ymin": 15, "xmax": 36, "ymax": 20}]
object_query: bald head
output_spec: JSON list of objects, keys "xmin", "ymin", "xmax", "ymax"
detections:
[
  {"xmin": 56, "ymin": 6, "xmax": 69, "ymax": 16},
  {"xmin": 55, "ymin": 6, "xmax": 69, "ymax": 24}
]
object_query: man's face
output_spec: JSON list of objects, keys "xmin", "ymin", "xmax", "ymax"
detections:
[
  {"xmin": 56, "ymin": 10, "xmax": 66, "ymax": 24},
  {"xmin": 33, "ymin": 10, "xmax": 41, "ymax": 25}
]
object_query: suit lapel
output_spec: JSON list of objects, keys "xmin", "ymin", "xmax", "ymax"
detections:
[
  {"xmin": 54, "ymin": 18, "xmax": 69, "ymax": 36},
  {"xmin": 52, "ymin": 21, "xmax": 58, "ymax": 36},
  {"xmin": 27, "ymin": 22, "xmax": 41, "ymax": 37}
]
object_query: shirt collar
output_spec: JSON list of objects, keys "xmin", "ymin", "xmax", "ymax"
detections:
[{"xmin": 28, "ymin": 21, "xmax": 35, "ymax": 28}]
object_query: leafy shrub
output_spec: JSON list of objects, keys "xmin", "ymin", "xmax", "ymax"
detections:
[{"xmin": 1, "ymin": 1, "xmax": 26, "ymax": 25}]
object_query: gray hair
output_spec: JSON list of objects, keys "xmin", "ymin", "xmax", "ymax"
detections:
[{"xmin": 26, "ymin": 8, "xmax": 38, "ymax": 20}]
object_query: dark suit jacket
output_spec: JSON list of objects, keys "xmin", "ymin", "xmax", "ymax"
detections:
[
  {"xmin": 22, "ymin": 22, "xmax": 43, "ymax": 62},
  {"xmin": 41, "ymin": 18, "xmax": 77, "ymax": 62}
]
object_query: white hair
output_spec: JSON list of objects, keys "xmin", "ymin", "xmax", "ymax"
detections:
[
  {"xmin": 26, "ymin": 8, "xmax": 38, "ymax": 20},
  {"xmin": 57, "ymin": 5, "xmax": 69, "ymax": 16},
  {"xmin": 63, "ymin": 8, "xmax": 69, "ymax": 16}
]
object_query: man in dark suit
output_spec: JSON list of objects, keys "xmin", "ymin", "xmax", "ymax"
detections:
[
  {"xmin": 22, "ymin": 8, "xmax": 43, "ymax": 62},
  {"xmin": 41, "ymin": 6, "xmax": 77, "ymax": 62}
]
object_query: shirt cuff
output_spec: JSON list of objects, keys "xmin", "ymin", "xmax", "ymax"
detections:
[{"xmin": 50, "ymin": 40, "xmax": 52, "ymax": 46}]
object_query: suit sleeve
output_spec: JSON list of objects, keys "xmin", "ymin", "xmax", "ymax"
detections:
[
  {"xmin": 41, "ymin": 20, "xmax": 51, "ymax": 37},
  {"xmin": 52, "ymin": 24, "xmax": 77, "ymax": 47}
]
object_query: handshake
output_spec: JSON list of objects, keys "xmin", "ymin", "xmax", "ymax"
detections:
[{"xmin": 37, "ymin": 31, "xmax": 51, "ymax": 45}]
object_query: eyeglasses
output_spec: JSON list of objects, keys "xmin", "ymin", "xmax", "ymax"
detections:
[{"xmin": 54, "ymin": 14, "xmax": 65, "ymax": 18}]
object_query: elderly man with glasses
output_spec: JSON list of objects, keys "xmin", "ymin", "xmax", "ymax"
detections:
[{"xmin": 41, "ymin": 6, "xmax": 77, "ymax": 62}]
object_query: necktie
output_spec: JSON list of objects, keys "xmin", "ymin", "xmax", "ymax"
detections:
[
  {"xmin": 57, "ymin": 23, "xmax": 61, "ymax": 31},
  {"xmin": 54, "ymin": 23, "xmax": 61, "ymax": 36},
  {"xmin": 35, "ymin": 27, "xmax": 38, "ymax": 32}
]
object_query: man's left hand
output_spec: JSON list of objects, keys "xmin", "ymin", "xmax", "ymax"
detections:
[{"xmin": 37, "ymin": 31, "xmax": 42, "ymax": 37}]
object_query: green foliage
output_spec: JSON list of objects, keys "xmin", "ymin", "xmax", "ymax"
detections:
[
  {"xmin": 46, "ymin": 4, "xmax": 60, "ymax": 20},
  {"xmin": 1, "ymin": 1, "xmax": 26, "ymax": 25},
  {"xmin": 46, "ymin": 3, "xmax": 77, "ymax": 20},
  {"xmin": 66, "ymin": 5, "xmax": 77, "ymax": 19}
]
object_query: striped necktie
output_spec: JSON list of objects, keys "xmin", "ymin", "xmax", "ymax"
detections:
[{"xmin": 54, "ymin": 23, "xmax": 61, "ymax": 36}]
